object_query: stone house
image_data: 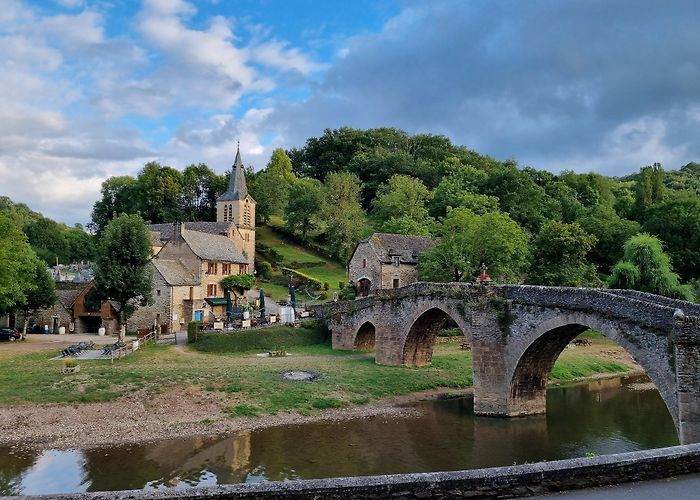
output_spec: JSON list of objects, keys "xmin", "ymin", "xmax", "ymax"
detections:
[
  {"xmin": 347, "ymin": 233, "xmax": 435, "ymax": 297},
  {"xmin": 131, "ymin": 146, "xmax": 256, "ymax": 332}
]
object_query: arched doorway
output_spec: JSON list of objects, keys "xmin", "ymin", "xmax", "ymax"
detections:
[
  {"xmin": 358, "ymin": 279, "xmax": 372, "ymax": 297},
  {"xmin": 354, "ymin": 322, "xmax": 376, "ymax": 351},
  {"xmin": 403, "ymin": 307, "xmax": 468, "ymax": 367}
]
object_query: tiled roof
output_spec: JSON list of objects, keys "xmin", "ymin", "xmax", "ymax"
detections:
[
  {"xmin": 152, "ymin": 259, "xmax": 200, "ymax": 286},
  {"xmin": 367, "ymin": 232, "xmax": 436, "ymax": 264},
  {"xmin": 150, "ymin": 222, "xmax": 233, "ymax": 242},
  {"xmin": 182, "ymin": 230, "xmax": 248, "ymax": 263},
  {"xmin": 57, "ymin": 289, "xmax": 81, "ymax": 308}
]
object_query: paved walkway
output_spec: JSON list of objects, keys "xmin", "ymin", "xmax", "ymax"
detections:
[{"xmin": 538, "ymin": 474, "xmax": 700, "ymax": 499}]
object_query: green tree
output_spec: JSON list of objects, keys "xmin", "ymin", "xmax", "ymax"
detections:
[
  {"xmin": 24, "ymin": 217, "xmax": 69, "ymax": 265},
  {"xmin": 90, "ymin": 176, "xmax": 140, "ymax": 234},
  {"xmin": 64, "ymin": 225, "xmax": 97, "ymax": 263},
  {"xmin": 181, "ymin": 163, "xmax": 220, "ymax": 221},
  {"xmin": 220, "ymin": 274, "xmax": 256, "ymax": 306},
  {"xmin": 418, "ymin": 208, "xmax": 529, "ymax": 283},
  {"xmin": 608, "ymin": 233, "xmax": 694, "ymax": 301},
  {"xmin": 379, "ymin": 216, "xmax": 431, "ymax": 236},
  {"xmin": 529, "ymin": 221, "xmax": 600, "ymax": 287},
  {"xmin": 285, "ymin": 178, "xmax": 324, "ymax": 241},
  {"xmin": 137, "ymin": 162, "xmax": 183, "ymax": 223},
  {"xmin": 319, "ymin": 172, "xmax": 367, "ymax": 261},
  {"xmin": 249, "ymin": 149, "xmax": 297, "ymax": 223},
  {"xmin": 578, "ymin": 206, "xmax": 641, "ymax": 272},
  {"xmin": 633, "ymin": 163, "xmax": 665, "ymax": 217},
  {"xmin": 371, "ymin": 175, "xmax": 432, "ymax": 225},
  {"xmin": 0, "ymin": 213, "xmax": 36, "ymax": 313},
  {"xmin": 643, "ymin": 196, "xmax": 700, "ymax": 281},
  {"xmin": 430, "ymin": 165, "xmax": 490, "ymax": 217},
  {"xmin": 16, "ymin": 260, "xmax": 57, "ymax": 338},
  {"xmin": 93, "ymin": 214, "xmax": 154, "ymax": 340}
]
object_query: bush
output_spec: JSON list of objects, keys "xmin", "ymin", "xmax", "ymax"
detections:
[
  {"xmin": 193, "ymin": 324, "xmax": 329, "ymax": 353},
  {"xmin": 323, "ymin": 282, "xmax": 330, "ymax": 291},
  {"xmin": 256, "ymin": 261, "xmax": 273, "ymax": 280},
  {"xmin": 283, "ymin": 267, "xmax": 324, "ymax": 292},
  {"xmin": 438, "ymin": 327, "xmax": 463, "ymax": 337},
  {"xmin": 300, "ymin": 320, "xmax": 317, "ymax": 329},
  {"xmin": 187, "ymin": 321, "xmax": 201, "ymax": 343}
]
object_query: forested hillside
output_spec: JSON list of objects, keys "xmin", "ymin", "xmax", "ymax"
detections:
[{"xmin": 89, "ymin": 127, "xmax": 700, "ymax": 300}]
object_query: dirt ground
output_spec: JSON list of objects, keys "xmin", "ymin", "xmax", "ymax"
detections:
[{"xmin": 0, "ymin": 333, "xmax": 131, "ymax": 357}]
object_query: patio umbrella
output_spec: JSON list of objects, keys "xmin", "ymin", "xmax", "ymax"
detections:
[
  {"xmin": 259, "ymin": 288, "xmax": 266, "ymax": 319},
  {"xmin": 225, "ymin": 290, "xmax": 233, "ymax": 322}
]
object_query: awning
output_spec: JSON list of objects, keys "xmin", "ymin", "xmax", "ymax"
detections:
[{"xmin": 205, "ymin": 297, "xmax": 227, "ymax": 306}]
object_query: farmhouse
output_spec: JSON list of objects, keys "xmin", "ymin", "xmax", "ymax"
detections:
[{"xmin": 347, "ymin": 233, "xmax": 435, "ymax": 297}]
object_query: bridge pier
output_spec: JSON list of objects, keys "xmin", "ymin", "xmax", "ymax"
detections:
[{"xmin": 675, "ymin": 319, "xmax": 700, "ymax": 445}]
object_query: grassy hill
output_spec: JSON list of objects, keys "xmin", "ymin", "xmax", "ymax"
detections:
[{"xmin": 255, "ymin": 225, "xmax": 347, "ymax": 303}]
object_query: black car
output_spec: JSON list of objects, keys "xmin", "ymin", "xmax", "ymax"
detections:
[{"xmin": 0, "ymin": 328, "xmax": 21, "ymax": 341}]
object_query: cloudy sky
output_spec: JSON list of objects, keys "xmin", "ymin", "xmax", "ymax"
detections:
[{"xmin": 2, "ymin": 0, "xmax": 699, "ymax": 225}]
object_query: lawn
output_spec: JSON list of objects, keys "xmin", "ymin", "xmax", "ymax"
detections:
[{"xmin": 0, "ymin": 328, "xmax": 631, "ymax": 416}]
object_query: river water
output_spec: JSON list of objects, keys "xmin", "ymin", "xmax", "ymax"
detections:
[{"xmin": 0, "ymin": 375, "xmax": 679, "ymax": 496}]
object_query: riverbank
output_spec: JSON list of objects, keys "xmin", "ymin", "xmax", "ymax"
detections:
[{"xmin": 0, "ymin": 335, "xmax": 642, "ymax": 450}]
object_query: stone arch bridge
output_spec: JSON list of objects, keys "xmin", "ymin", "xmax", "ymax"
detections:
[{"xmin": 315, "ymin": 283, "xmax": 700, "ymax": 444}]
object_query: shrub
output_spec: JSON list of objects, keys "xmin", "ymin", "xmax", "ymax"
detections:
[
  {"xmin": 323, "ymin": 282, "xmax": 330, "ymax": 291},
  {"xmin": 283, "ymin": 268, "xmax": 323, "ymax": 292},
  {"xmin": 187, "ymin": 321, "xmax": 201, "ymax": 343},
  {"xmin": 438, "ymin": 327, "xmax": 463, "ymax": 337},
  {"xmin": 256, "ymin": 261, "xmax": 273, "ymax": 280},
  {"xmin": 193, "ymin": 324, "xmax": 329, "ymax": 353},
  {"xmin": 300, "ymin": 320, "xmax": 317, "ymax": 329}
]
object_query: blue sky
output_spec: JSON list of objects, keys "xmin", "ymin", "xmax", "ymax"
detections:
[{"xmin": 1, "ymin": 0, "xmax": 699, "ymax": 224}]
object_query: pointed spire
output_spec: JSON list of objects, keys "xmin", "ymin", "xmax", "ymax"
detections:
[{"xmin": 217, "ymin": 143, "xmax": 250, "ymax": 201}]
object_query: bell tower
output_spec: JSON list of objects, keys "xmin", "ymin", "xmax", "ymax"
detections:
[{"xmin": 216, "ymin": 143, "xmax": 256, "ymax": 267}]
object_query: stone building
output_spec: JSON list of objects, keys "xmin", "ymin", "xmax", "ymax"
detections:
[
  {"xmin": 347, "ymin": 233, "xmax": 435, "ymax": 297},
  {"xmin": 131, "ymin": 146, "xmax": 256, "ymax": 332}
]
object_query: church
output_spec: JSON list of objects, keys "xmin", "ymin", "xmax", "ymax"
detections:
[{"xmin": 131, "ymin": 146, "xmax": 256, "ymax": 334}]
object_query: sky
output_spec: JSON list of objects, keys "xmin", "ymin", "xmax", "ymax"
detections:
[{"xmin": 1, "ymin": 0, "xmax": 699, "ymax": 225}]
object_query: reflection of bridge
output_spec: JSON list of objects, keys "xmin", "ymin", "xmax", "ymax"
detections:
[{"xmin": 316, "ymin": 283, "xmax": 700, "ymax": 444}]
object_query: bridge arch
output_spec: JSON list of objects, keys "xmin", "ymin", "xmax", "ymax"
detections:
[
  {"xmin": 354, "ymin": 321, "xmax": 376, "ymax": 351},
  {"xmin": 506, "ymin": 311, "xmax": 677, "ymax": 426},
  {"xmin": 402, "ymin": 303, "xmax": 472, "ymax": 367}
]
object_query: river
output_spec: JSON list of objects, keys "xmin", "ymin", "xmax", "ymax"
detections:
[{"xmin": 0, "ymin": 375, "xmax": 679, "ymax": 496}]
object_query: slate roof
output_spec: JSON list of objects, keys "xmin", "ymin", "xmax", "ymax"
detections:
[
  {"xmin": 182, "ymin": 230, "xmax": 248, "ymax": 263},
  {"xmin": 57, "ymin": 289, "xmax": 81, "ymax": 309},
  {"xmin": 150, "ymin": 222, "xmax": 233, "ymax": 242},
  {"xmin": 217, "ymin": 146, "xmax": 254, "ymax": 202},
  {"xmin": 152, "ymin": 259, "xmax": 200, "ymax": 286},
  {"xmin": 367, "ymin": 233, "xmax": 436, "ymax": 264}
]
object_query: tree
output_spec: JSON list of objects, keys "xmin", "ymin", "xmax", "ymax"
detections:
[
  {"xmin": 379, "ymin": 216, "xmax": 431, "ymax": 236},
  {"xmin": 181, "ymin": 163, "xmax": 220, "ymax": 221},
  {"xmin": 430, "ymin": 165, "xmax": 492, "ymax": 217},
  {"xmin": 248, "ymin": 149, "xmax": 297, "ymax": 223},
  {"xmin": 90, "ymin": 176, "xmax": 140, "ymax": 234},
  {"xmin": 319, "ymin": 172, "xmax": 367, "ymax": 261},
  {"xmin": 137, "ymin": 162, "xmax": 183, "ymax": 223},
  {"xmin": 93, "ymin": 214, "xmax": 154, "ymax": 340},
  {"xmin": 285, "ymin": 178, "xmax": 324, "ymax": 241},
  {"xmin": 608, "ymin": 233, "xmax": 694, "ymax": 301},
  {"xmin": 418, "ymin": 208, "xmax": 529, "ymax": 283},
  {"xmin": 643, "ymin": 196, "xmax": 700, "ymax": 281},
  {"xmin": 0, "ymin": 213, "xmax": 36, "ymax": 313},
  {"xmin": 633, "ymin": 163, "xmax": 665, "ymax": 217},
  {"xmin": 371, "ymin": 175, "xmax": 433, "ymax": 225},
  {"xmin": 24, "ymin": 217, "xmax": 68, "ymax": 265},
  {"xmin": 578, "ymin": 206, "xmax": 640, "ymax": 272},
  {"xmin": 220, "ymin": 274, "xmax": 256, "ymax": 307},
  {"xmin": 16, "ymin": 260, "xmax": 57, "ymax": 338},
  {"xmin": 528, "ymin": 221, "xmax": 600, "ymax": 287}
]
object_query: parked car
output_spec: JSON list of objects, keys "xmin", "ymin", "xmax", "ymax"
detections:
[{"xmin": 0, "ymin": 328, "xmax": 21, "ymax": 342}]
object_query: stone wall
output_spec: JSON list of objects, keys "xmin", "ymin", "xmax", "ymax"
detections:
[
  {"xmin": 347, "ymin": 241, "xmax": 381, "ymax": 293},
  {"xmin": 36, "ymin": 444, "xmax": 700, "ymax": 500},
  {"xmin": 130, "ymin": 266, "xmax": 172, "ymax": 332}
]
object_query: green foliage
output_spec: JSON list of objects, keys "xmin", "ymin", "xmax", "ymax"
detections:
[
  {"xmin": 285, "ymin": 178, "xmax": 324, "ymax": 241},
  {"xmin": 0, "ymin": 213, "xmax": 37, "ymax": 313},
  {"xmin": 220, "ymin": 274, "xmax": 256, "ymax": 292},
  {"xmin": 379, "ymin": 216, "xmax": 431, "ymax": 236},
  {"xmin": 249, "ymin": 149, "xmax": 297, "ymax": 223},
  {"xmin": 578, "ymin": 205, "xmax": 640, "ymax": 272},
  {"xmin": 138, "ymin": 162, "xmax": 184, "ymax": 224},
  {"xmin": 187, "ymin": 321, "xmax": 201, "ymax": 343},
  {"xmin": 430, "ymin": 165, "xmax": 493, "ymax": 217},
  {"xmin": 284, "ymin": 267, "xmax": 324, "ymax": 292},
  {"xmin": 634, "ymin": 163, "xmax": 665, "ymax": 215},
  {"xmin": 529, "ymin": 221, "xmax": 600, "ymax": 287},
  {"xmin": 256, "ymin": 261, "xmax": 273, "ymax": 280},
  {"xmin": 371, "ymin": 174, "xmax": 433, "ymax": 225},
  {"xmin": 93, "ymin": 214, "xmax": 154, "ymax": 327},
  {"xmin": 643, "ymin": 196, "xmax": 700, "ymax": 281},
  {"xmin": 418, "ymin": 208, "xmax": 529, "ymax": 282},
  {"xmin": 319, "ymin": 172, "xmax": 367, "ymax": 261},
  {"xmin": 90, "ymin": 176, "xmax": 141, "ymax": 234},
  {"xmin": 193, "ymin": 324, "xmax": 328, "ymax": 353},
  {"xmin": 181, "ymin": 163, "xmax": 222, "ymax": 221},
  {"xmin": 608, "ymin": 233, "xmax": 694, "ymax": 301}
]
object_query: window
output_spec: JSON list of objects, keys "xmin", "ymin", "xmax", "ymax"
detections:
[
  {"xmin": 207, "ymin": 284, "xmax": 217, "ymax": 296},
  {"xmin": 189, "ymin": 287, "xmax": 194, "ymax": 300},
  {"xmin": 222, "ymin": 263, "xmax": 231, "ymax": 275},
  {"xmin": 393, "ymin": 278, "xmax": 400, "ymax": 289},
  {"xmin": 156, "ymin": 290, "xmax": 161, "ymax": 297},
  {"xmin": 362, "ymin": 258, "xmax": 366, "ymax": 268},
  {"xmin": 245, "ymin": 232, "xmax": 249, "ymax": 242},
  {"xmin": 392, "ymin": 256, "xmax": 400, "ymax": 266},
  {"xmin": 239, "ymin": 264, "xmax": 249, "ymax": 274},
  {"xmin": 243, "ymin": 204, "xmax": 251, "ymax": 226},
  {"xmin": 227, "ymin": 204, "xmax": 233, "ymax": 222},
  {"xmin": 207, "ymin": 262, "xmax": 217, "ymax": 275}
]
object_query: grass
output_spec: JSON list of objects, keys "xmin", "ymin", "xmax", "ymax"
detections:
[
  {"xmin": 256, "ymin": 225, "xmax": 347, "ymax": 302},
  {"xmin": 193, "ymin": 324, "xmax": 329, "ymax": 353},
  {"xmin": 0, "ymin": 335, "xmax": 631, "ymax": 416}
]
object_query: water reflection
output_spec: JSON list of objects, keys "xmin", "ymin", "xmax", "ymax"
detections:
[{"xmin": 0, "ymin": 375, "xmax": 679, "ymax": 496}]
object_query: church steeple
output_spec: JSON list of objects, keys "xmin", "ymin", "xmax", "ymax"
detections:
[{"xmin": 217, "ymin": 142, "xmax": 252, "ymax": 202}]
